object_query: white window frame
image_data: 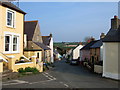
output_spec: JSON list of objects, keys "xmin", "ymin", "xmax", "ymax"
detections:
[
  {"xmin": 5, "ymin": 35, "xmax": 11, "ymax": 53},
  {"xmin": 6, "ymin": 8, "xmax": 16, "ymax": 28},
  {"xmin": 4, "ymin": 32, "xmax": 20, "ymax": 54},
  {"xmin": 13, "ymin": 35, "xmax": 19, "ymax": 52}
]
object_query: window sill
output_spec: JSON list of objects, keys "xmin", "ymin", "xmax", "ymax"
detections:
[
  {"xmin": 6, "ymin": 25, "xmax": 16, "ymax": 29},
  {"xmin": 3, "ymin": 52, "xmax": 20, "ymax": 54}
]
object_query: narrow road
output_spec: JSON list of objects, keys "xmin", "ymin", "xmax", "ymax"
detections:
[{"xmin": 2, "ymin": 60, "xmax": 119, "ymax": 89}]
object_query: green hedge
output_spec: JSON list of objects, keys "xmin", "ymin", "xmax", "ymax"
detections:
[{"xmin": 17, "ymin": 67, "xmax": 39, "ymax": 74}]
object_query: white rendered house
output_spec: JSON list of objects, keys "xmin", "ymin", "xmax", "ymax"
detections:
[
  {"xmin": 102, "ymin": 16, "xmax": 120, "ymax": 80},
  {"xmin": 72, "ymin": 44, "xmax": 83, "ymax": 60}
]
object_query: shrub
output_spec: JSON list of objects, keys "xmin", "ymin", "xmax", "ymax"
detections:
[
  {"xmin": 25, "ymin": 67, "xmax": 33, "ymax": 72},
  {"xmin": 18, "ymin": 67, "xmax": 39, "ymax": 74},
  {"xmin": 32, "ymin": 67, "xmax": 39, "ymax": 74},
  {"xmin": 17, "ymin": 68, "xmax": 25, "ymax": 73}
]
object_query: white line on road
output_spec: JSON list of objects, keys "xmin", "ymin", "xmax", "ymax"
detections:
[
  {"xmin": 64, "ymin": 84, "xmax": 69, "ymax": 88},
  {"xmin": 3, "ymin": 80, "xmax": 29, "ymax": 86},
  {"xmin": 3, "ymin": 72, "xmax": 57, "ymax": 86},
  {"xmin": 42, "ymin": 73, "xmax": 53, "ymax": 80},
  {"xmin": 29, "ymin": 72, "xmax": 57, "ymax": 85},
  {"xmin": 43, "ymin": 72, "xmax": 56, "ymax": 80},
  {"xmin": 29, "ymin": 79, "xmax": 53, "ymax": 84},
  {"xmin": 59, "ymin": 82, "xmax": 63, "ymax": 84},
  {"xmin": 59, "ymin": 81, "xmax": 69, "ymax": 88}
]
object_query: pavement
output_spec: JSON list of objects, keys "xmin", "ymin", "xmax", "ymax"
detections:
[{"xmin": 2, "ymin": 60, "xmax": 119, "ymax": 89}]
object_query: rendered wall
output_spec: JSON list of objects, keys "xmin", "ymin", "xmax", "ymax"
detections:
[
  {"xmin": 73, "ymin": 45, "xmax": 83, "ymax": 59},
  {"xmin": 103, "ymin": 43, "xmax": 120, "ymax": 80},
  {"xmin": 0, "ymin": 5, "xmax": 24, "ymax": 60}
]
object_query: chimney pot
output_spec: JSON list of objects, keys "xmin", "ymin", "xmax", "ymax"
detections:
[
  {"xmin": 79, "ymin": 42, "xmax": 82, "ymax": 45},
  {"xmin": 100, "ymin": 33, "xmax": 105, "ymax": 39},
  {"xmin": 114, "ymin": 15, "xmax": 118, "ymax": 19}
]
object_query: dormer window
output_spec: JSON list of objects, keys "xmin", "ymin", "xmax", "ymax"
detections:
[{"xmin": 6, "ymin": 9, "xmax": 15, "ymax": 28}]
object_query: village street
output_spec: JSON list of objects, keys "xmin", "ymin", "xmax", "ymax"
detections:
[{"xmin": 2, "ymin": 60, "xmax": 119, "ymax": 89}]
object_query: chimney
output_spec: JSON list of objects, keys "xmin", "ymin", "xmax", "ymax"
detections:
[
  {"xmin": 100, "ymin": 33, "xmax": 105, "ymax": 39},
  {"xmin": 111, "ymin": 15, "xmax": 119, "ymax": 29},
  {"xmin": 50, "ymin": 33, "xmax": 52, "ymax": 37},
  {"xmin": 79, "ymin": 42, "xmax": 82, "ymax": 45},
  {"xmin": 90, "ymin": 37, "xmax": 95, "ymax": 41},
  {"xmin": 87, "ymin": 37, "xmax": 95, "ymax": 43}
]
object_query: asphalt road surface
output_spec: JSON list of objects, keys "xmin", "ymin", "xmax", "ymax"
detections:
[{"xmin": 2, "ymin": 60, "xmax": 119, "ymax": 89}]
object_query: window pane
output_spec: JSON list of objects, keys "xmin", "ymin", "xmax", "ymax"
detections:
[
  {"xmin": 8, "ymin": 12, "xmax": 12, "ymax": 19},
  {"xmin": 13, "ymin": 36, "xmax": 17, "ymax": 43},
  {"xmin": 13, "ymin": 45, "xmax": 17, "ymax": 51},
  {"xmin": 5, "ymin": 36, "xmax": 10, "ymax": 51},
  {"xmin": 7, "ymin": 12, "xmax": 12, "ymax": 26},
  {"xmin": 37, "ymin": 53, "xmax": 39, "ymax": 58},
  {"xmin": 7, "ymin": 10, "xmax": 14, "ymax": 27},
  {"xmin": 13, "ymin": 36, "xmax": 18, "ymax": 51}
]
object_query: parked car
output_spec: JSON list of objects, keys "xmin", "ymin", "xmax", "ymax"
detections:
[{"xmin": 70, "ymin": 59, "xmax": 79, "ymax": 65}]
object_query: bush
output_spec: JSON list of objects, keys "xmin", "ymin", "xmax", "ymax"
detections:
[
  {"xmin": 17, "ymin": 67, "xmax": 39, "ymax": 74},
  {"xmin": 25, "ymin": 67, "xmax": 33, "ymax": 72},
  {"xmin": 17, "ymin": 68, "xmax": 25, "ymax": 73},
  {"xmin": 32, "ymin": 67, "xmax": 39, "ymax": 74}
]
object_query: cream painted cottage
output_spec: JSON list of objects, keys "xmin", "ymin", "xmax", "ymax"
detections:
[
  {"xmin": 0, "ymin": 1, "xmax": 26, "ymax": 72},
  {"xmin": 102, "ymin": 16, "xmax": 120, "ymax": 80}
]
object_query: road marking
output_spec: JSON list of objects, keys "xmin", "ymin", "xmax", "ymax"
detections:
[
  {"xmin": 29, "ymin": 72, "xmax": 57, "ymax": 85},
  {"xmin": 29, "ymin": 79, "xmax": 53, "ymax": 84},
  {"xmin": 3, "ymin": 80, "xmax": 29, "ymax": 86},
  {"xmin": 59, "ymin": 82, "xmax": 63, "ymax": 84},
  {"xmin": 42, "ymin": 73, "xmax": 53, "ymax": 80},
  {"xmin": 59, "ymin": 81, "xmax": 69, "ymax": 88},
  {"xmin": 3, "ymin": 72, "xmax": 57, "ymax": 86},
  {"xmin": 64, "ymin": 84, "xmax": 69, "ymax": 88},
  {"xmin": 43, "ymin": 72, "xmax": 56, "ymax": 80}
]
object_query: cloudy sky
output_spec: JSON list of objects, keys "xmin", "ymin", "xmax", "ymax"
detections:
[{"xmin": 19, "ymin": 2, "xmax": 118, "ymax": 42}]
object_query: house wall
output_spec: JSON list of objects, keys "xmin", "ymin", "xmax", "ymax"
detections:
[
  {"xmin": 24, "ymin": 34, "xmax": 27, "ymax": 48},
  {"xmin": 0, "ymin": 6, "xmax": 2, "ymax": 52},
  {"xmin": 14, "ymin": 62, "xmax": 35, "ymax": 72},
  {"xmin": 100, "ymin": 46, "xmax": 103, "ymax": 61},
  {"xmin": 0, "ymin": 5, "xmax": 24, "ymax": 62},
  {"xmin": 13, "ymin": 56, "xmax": 43, "ymax": 72},
  {"xmin": 73, "ymin": 45, "xmax": 83, "ymax": 59},
  {"xmin": 81, "ymin": 50, "xmax": 90, "ymax": 61},
  {"xmin": 32, "ymin": 23, "xmax": 43, "ymax": 43},
  {"xmin": 49, "ymin": 37, "xmax": 54, "ymax": 63},
  {"xmin": 24, "ymin": 51, "xmax": 42, "ymax": 62},
  {"xmin": 90, "ymin": 48, "xmax": 100, "ymax": 63},
  {"xmin": 45, "ymin": 50, "xmax": 51, "ymax": 63},
  {"xmin": 0, "ymin": 61, "xmax": 3, "ymax": 72},
  {"xmin": 103, "ymin": 43, "xmax": 120, "ymax": 80}
]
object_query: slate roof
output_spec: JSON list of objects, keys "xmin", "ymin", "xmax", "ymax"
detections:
[
  {"xmin": 103, "ymin": 16, "xmax": 120, "ymax": 42},
  {"xmin": 34, "ymin": 42, "xmax": 51, "ymax": 50},
  {"xmin": 42, "ymin": 36, "xmax": 51, "ymax": 46},
  {"xmin": 0, "ymin": 1, "xmax": 26, "ymax": 14},
  {"xmin": 103, "ymin": 28, "xmax": 120, "ymax": 42},
  {"xmin": 90, "ymin": 40, "xmax": 103, "ymax": 48},
  {"xmin": 80, "ymin": 40, "xmax": 98, "ymax": 50},
  {"xmin": 24, "ymin": 21, "xmax": 38, "ymax": 41}
]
